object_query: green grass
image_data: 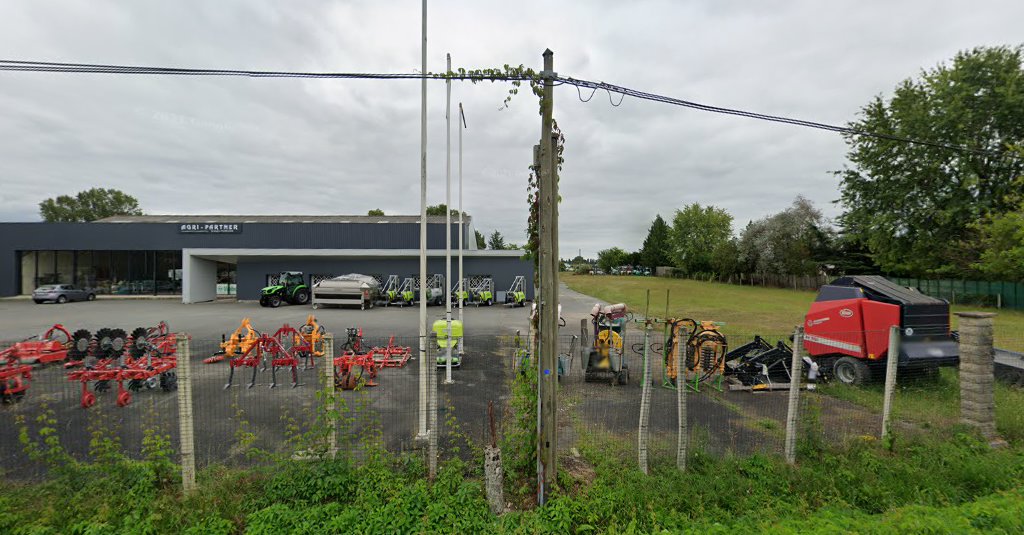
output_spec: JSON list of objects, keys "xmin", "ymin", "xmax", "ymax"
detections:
[
  {"xmin": 563, "ymin": 273, "xmax": 1024, "ymax": 348},
  {"xmin": 4, "ymin": 430, "xmax": 1023, "ymax": 534},
  {"xmin": 564, "ymin": 273, "xmax": 1024, "ymax": 442}
]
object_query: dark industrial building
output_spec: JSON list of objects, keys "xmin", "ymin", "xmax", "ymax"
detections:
[{"xmin": 0, "ymin": 215, "xmax": 533, "ymax": 303}]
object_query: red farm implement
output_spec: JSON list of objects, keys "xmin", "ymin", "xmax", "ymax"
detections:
[
  {"xmin": 0, "ymin": 324, "xmax": 84, "ymax": 365},
  {"xmin": 1, "ymin": 355, "xmax": 32, "ymax": 403},
  {"xmin": 65, "ymin": 323, "xmax": 181, "ymax": 408},
  {"xmin": 332, "ymin": 327, "xmax": 411, "ymax": 390}
]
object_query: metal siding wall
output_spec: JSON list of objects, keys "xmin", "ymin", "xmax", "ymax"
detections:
[{"xmin": 0, "ymin": 221, "xmax": 467, "ymax": 296}]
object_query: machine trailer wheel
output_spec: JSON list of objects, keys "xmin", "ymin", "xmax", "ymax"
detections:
[{"xmin": 833, "ymin": 356, "xmax": 871, "ymax": 386}]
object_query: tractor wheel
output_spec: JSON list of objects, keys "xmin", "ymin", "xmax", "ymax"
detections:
[
  {"xmin": 259, "ymin": 296, "xmax": 268, "ymax": 307},
  {"xmin": 267, "ymin": 294, "xmax": 282, "ymax": 308},
  {"xmin": 292, "ymin": 288, "xmax": 311, "ymax": 305},
  {"xmin": 833, "ymin": 357, "xmax": 871, "ymax": 386},
  {"xmin": 68, "ymin": 329, "xmax": 92, "ymax": 359}
]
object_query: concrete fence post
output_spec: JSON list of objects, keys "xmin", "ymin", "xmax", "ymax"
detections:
[
  {"xmin": 881, "ymin": 325, "xmax": 900, "ymax": 441},
  {"xmin": 175, "ymin": 334, "xmax": 197, "ymax": 494},
  {"xmin": 784, "ymin": 327, "xmax": 804, "ymax": 465},
  {"xmin": 675, "ymin": 325, "xmax": 687, "ymax": 471},
  {"xmin": 956, "ymin": 312, "xmax": 1004, "ymax": 446},
  {"xmin": 323, "ymin": 334, "xmax": 337, "ymax": 458}
]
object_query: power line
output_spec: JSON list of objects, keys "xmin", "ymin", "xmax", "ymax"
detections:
[
  {"xmin": 0, "ymin": 59, "xmax": 536, "ymax": 81},
  {"xmin": 557, "ymin": 76, "xmax": 1019, "ymax": 160},
  {"xmin": 1, "ymin": 58, "xmax": 1018, "ymax": 160}
]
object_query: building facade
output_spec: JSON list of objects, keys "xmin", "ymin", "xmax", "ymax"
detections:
[{"xmin": 0, "ymin": 215, "xmax": 533, "ymax": 303}]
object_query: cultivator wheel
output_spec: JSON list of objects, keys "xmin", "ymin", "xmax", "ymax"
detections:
[
  {"xmin": 128, "ymin": 379, "xmax": 146, "ymax": 392},
  {"xmin": 130, "ymin": 327, "xmax": 149, "ymax": 358},
  {"xmin": 68, "ymin": 329, "xmax": 92, "ymax": 360},
  {"xmin": 160, "ymin": 371, "xmax": 177, "ymax": 391},
  {"xmin": 106, "ymin": 329, "xmax": 127, "ymax": 360}
]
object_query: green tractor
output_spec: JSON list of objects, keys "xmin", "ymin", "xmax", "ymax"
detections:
[{"xmin": 259, "ymin": 271, "xmax": 311, "ymax": 308}]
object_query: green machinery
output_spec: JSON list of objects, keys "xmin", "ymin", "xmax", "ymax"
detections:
[
  {"xmin": 259, "ymin": 271, "xmax": 310, "ymax": 308},
  {"xmin": 504, "ymin": 276, "xmax": 527, "ymax": 307},
  {"xmin": 469, "ymin": 278, "xmax": 495, "ymax": 306},
  {"xmin": 433, "ymin": 319, "xmax": 463, "ymax": 367},
  {"xmin": 380, "ymin": 275, "xmax": 401, "ymax": 306},
  {"xmin": 451, "ymin": 278, "xmax": 469, "ymax": 306}
]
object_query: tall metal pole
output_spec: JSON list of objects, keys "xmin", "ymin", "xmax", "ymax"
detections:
[
  {"xmin": 444, "ymin": 53, "xmax": 454, "ymax": 384},
  {"xmin": 458, "ymin": 103, "xmax": 466, "ymax": 356},
  {"xmin": 537, "ymin": 48, "xmax": 558, "ymax": 497},
  {"xmin": 417, "ymin": 0, "xmax": 429, "ymax": 440}
]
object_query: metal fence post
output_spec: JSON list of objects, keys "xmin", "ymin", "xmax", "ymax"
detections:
[
  {"xmin": 784, "ymin": 327, "xmax": 804, "ymax": 465},
  {"xmin": 428, "ymin": 341, "xmax": 439, "ymax": 479},
  {"xmin": 323, "ymin": 333, "xmax": 337, "ymax": 458},
  {"xmin": 175, "ymin": 334, "xmax": 197, "ymax": 494},
  {"xmin": 881, "ymin": 325, "xmax": 900, "ymax": 441}
]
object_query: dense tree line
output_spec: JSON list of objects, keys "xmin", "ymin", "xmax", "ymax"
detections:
[{"xmin": 594, "ymin": 45, "xmax": 1024, "ymax": 282}]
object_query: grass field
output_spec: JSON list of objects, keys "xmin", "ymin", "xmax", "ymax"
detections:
[
  {"xmin": 563, "ymin": 273, "xmax": 1024, "ymax": 442},
  {"xmin": 562, "ymin": 273, "xmax": 1024, "ymax": 348}
]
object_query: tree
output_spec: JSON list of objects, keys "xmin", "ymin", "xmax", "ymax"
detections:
[
  {"xmin": 596, "ymin": 247, "xmax": 628, "ymax": 273},
  {"xmin": 737, "ymin": 196, "xmax": 833, "ymax": 276},
  {"xmin": 837, "ymin": 46, "xmax": 1024, "ymax": 276},
  {"xmin": 670, "ymin": 203, "xmax": 733, "ymax": 274},
  {"xmin": 639, "ymin": 214, "xmax": 672, "ymax": 268},
  {"xmin": 39, "ymin": 188, "xmax": 143, "ymax": 222},
  {"xmin": 974, "ymin": 208, "xmax": 1024, "ymax": 280},
  {"xmin": 426, "ymin": 204, "xmax": 462, "ymax": 217},
  {"xmin": 710, "ymin": 238, "xmax": 741, "ymax": 277},
  {"xmin": 367, "ymin": 208, "xmax": 385, "ymax": 216},
  {"xmin": 475, "ymin": 230, "xmax": 486, "ymax": 249},
  {"xmin": 488, "ymin": 230, "xmax": 507, "ymax": 250}
]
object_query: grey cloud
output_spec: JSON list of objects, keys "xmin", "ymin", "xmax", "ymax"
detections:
[{"xmin": 0, "ymin": 0, "xmax": 1021, "ymax": 258}]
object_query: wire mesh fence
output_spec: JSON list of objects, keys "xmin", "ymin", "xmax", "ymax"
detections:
[{"xmin": 2, "ymin": 324, "xmax": 1021, "ymax": 483}]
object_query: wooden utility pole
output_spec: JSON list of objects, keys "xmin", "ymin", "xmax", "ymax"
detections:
[{"xmin": 537, "ymin": 48, "xmax": 558, "ymax": 500}]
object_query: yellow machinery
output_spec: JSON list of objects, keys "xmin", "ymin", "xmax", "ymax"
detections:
[
  {"xmin": 663, "ymin": 318, "xmax": 728, "ymax": 391},
  {"xmin": 205, "ymin": 318, "xmax": 260, "ymax": 364},
  {"xmin": 296, "ymin": 314, "xmax": 326, "ymax": 369},
  {"xmin": 584, "ymin": 303, "xmax": 630, "ymax": 384}
]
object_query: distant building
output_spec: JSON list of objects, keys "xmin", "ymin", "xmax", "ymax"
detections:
[{"xmin": 0, "ymin": 215, "xmax": 532, "ymax": 303}]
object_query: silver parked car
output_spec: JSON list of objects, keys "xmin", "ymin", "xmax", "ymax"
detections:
[{"xmin": 32, "ymin": 284, "xmax": 96, "ymax": 304}]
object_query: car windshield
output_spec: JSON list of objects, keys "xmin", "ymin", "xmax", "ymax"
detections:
[{"xmin": 36, "ymin": 285, "xmax": 57, "ymax": 291}]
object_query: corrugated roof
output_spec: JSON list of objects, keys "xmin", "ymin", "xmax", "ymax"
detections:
[{"xmin": 94, "ymin": 214, "xmax": 468, "ymax": 224}]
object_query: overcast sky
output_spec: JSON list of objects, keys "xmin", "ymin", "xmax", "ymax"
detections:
[{"xmin": 1, "ymin": 1, "xmax": 1021, "ymax": 257}]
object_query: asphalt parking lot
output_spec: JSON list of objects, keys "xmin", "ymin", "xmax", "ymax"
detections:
[{"xmin": 0, "ymin": 296, "xmax": 535, "ymax": 342}]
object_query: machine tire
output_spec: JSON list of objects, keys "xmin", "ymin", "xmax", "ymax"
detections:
[
  {"xmin": 56, "ymin": 295, "xmax": 68, "ymax": 304},
  {"xmin": 617, "ymin": 369, "xmax": 630, "ymax": 385},
  {"xmin": 292, "ymin": 288, "xmax": 311, "ymax": 305},
  {"xmin": 833, "ymin": 356, "xmax": 871, "ymax": 386},
  {"xmin": 267, "ymin": 294, "xmax": 282, "ymax": 308},
  {"xmin": 485, "ymin": 298, "xmax": 493, "ymax": 306}
]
